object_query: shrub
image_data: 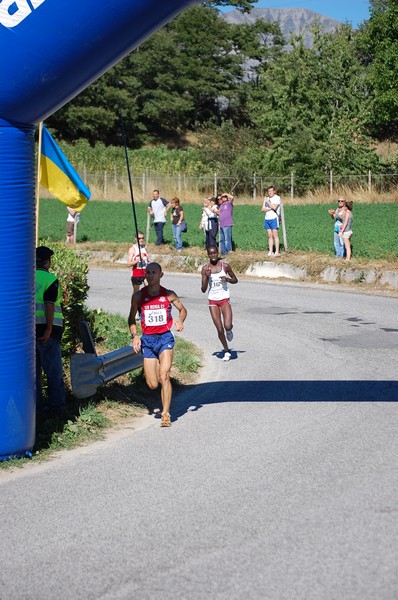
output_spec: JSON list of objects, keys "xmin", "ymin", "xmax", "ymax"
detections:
[{"xmin": 45, "ymin": 244, "xmax": 90, "ymax": 355}]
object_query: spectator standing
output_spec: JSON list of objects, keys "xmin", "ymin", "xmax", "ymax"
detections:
[
  {"xmin": 147, "ymin": 189, "xmax": 170, "ymax": 246},
  {"xmin": 198, "ymin": 202, "xmax": 209, "ymax": 248},
  {"xmin": 261, "ymin": 185, "xmax": 281, "ymax": 257},
  {"xmin": 66, "ymin": 206, "xmax": 79, "ymax": 243},
  {"xmin": 203, "ymin": 197, "xmax": 219, "ymax": 248},
  {"xmin": 127, "ymin": 231, "xmax": 149, "ymax": 292},
  {"xmin": 167, "ymin": 197, "xmax": 184, "ymax": 251},
  {"xmin": 128, "ymin": 262, "xmax": 187, "ymax": 427},
  {"xmin": 201, "ymin": 245, "xmax": 238, "ymax": 362},
  {"xmin": 35, "ymin": 246, "xmax": 68, "ymax": 418},
  {"xmin": 339, "ymin": 200, "xmax": 353, "ymax": 261},
  {"xmin": 328, "ymin": 196, "xmax": 346, "ymax": 258},
  {"xmin": 218, "ymin": 192, "xmax": 234, "ymax": 256}
]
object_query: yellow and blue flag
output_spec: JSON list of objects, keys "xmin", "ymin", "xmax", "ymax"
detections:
[{"xmin": 40, "ymin": 125, "xmax": 91, "ymax": 211}]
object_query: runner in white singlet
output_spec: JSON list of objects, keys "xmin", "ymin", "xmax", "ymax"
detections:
[{"xmin": 201, "ymin": 245, "xmax": 238, "ymax": 362}]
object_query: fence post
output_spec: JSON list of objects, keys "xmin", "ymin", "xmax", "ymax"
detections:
[
  {"xmin": 329, "ymin": 170, "xmax": 333, "ymax": 196},
  {"xmin": 146, "ymin": 210, "xmax": 151, "ymax": 244},
  {"xmin": 214, "ymin": 172, "xmax": 217, "ymax": 197},
  {"xmin": 178, "ymin": 173, "xmax": 181, "ymax": 194},
  {"xmin": 290, "ymin": 172, "xmax": 294, "ymax": 201},
  {"xmin": 280, "ymin": 202, "xmax": 288, "ymax": 251},
  {"xmin": 368, "ymin": 170, "xmax": 372, "ymax": 194},
  {"xmin": 104, "ymin": 170, "xmax": 107, "ymax": 200},
  {"xmin": 253, "ymin": 173, "xmax": 256, "ymax": 202}
]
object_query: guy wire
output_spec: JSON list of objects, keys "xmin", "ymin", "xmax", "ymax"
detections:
[{"xmin": 114, "ymin": 69, "xmax": 143, "ymax": 266}]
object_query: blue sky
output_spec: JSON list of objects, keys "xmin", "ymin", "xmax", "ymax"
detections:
[{"xmin": 235, "ymin": 1, "xmax": 371, "ymax": 28}]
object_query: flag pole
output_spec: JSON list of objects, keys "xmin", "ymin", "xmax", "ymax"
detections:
[{"xmin": 35, "ymin": 122, "xmax": 43, "ymax": 246}]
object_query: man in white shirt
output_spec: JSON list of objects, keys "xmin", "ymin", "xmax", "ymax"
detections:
[
  {"xmin": 261, "ymin": 185, "xmax": 281, "ymax": 257},
  {"xmin": 147, "ymin": 189, "xmax": 170, "ymax": 246}
]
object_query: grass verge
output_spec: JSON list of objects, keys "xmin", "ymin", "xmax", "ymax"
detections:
[{"xmin": 0, "ymin": 312, "xmax": 202, "ymax": 471}]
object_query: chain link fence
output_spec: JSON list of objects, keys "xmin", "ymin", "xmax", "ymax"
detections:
[{"xmin": 40, "ymin": 169, "xmax": 398, "ymax": 203}]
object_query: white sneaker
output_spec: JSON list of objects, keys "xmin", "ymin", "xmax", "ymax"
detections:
[
  {"xmin": 222, "ymin": 351, "xmax": 231, "ymax": 362},
  {"xmin": 274, "ymin": 252, "xmax": 281, "ymax": 257},
  {"xmin": 267, "ymin": 251, "xmax": 274, "ymax": 257},
  {"xmin": 226, "ymin": 329, "xmax": 233, "ymax": 342}
]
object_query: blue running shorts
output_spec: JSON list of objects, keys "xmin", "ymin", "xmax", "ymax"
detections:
[{"xmin": 141, "ymin": 331, "xmax": 175, "ymax": 359}]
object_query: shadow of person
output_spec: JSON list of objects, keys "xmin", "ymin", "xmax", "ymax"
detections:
[
  {"xmin": 168, "ymin": 379, "xmax": 398, "ymax": 425},
  {"xmin": 212, "ymin": 349, "xmax": 244, "ymax": 360}
]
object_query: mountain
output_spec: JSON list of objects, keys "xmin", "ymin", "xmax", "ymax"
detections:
[{"xmin": 222, "ymin": 7, "xmax": 342, "ymax": 47}]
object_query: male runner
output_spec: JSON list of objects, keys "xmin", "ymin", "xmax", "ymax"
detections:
[{"xmin": 128, "ymin": 262, "xmax": 187, "ymax": 427}]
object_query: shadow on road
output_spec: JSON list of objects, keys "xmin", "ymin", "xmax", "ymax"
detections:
[{"xmin": 169, "ymin": 379, "xmax": 398, "ymax": 424}]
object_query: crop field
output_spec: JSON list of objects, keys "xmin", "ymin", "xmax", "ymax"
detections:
[{"xmin": 38, "ymin": 199, "xmax": 398, "ymax": 260}]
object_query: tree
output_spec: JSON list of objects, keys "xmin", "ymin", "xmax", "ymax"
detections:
[
  {"xmin": 47, "ymin": 68, "xmax": 144, "ymax": 146},
  {"xmin": 356, "ymin": 0, "xmax": 398, "ymax": 138},
  {"xmin": 129, "ymin": 6, "xmax": 241, "ymax": 135},
  {"xmin": 207, "ymin": 0, "xmax": 256, "ymax": 12},
  {"xmin": 248, "ymin": 24, "xmax": 378, "ymax": 188},
  {"xmin": 48, "ymin": 4, "xmax": 276, "ymax": 145},
  {"xmin": 196, "ymin": 119, "xmax": 269, "ymax": 178}
]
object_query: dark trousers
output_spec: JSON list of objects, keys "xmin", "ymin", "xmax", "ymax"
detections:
[
  {"xmin": 36, "ymin": 337, "xmax": 65, "ymax": 411},
  {"xmin": 205, "ymin": 219, "xmax": 218, "ymax": 248},
  {"xmin": 154, "ymin": 221, "xmax": 165, "ymax": 245}
]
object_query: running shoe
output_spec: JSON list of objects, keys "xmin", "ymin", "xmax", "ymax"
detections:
[
  {"xmin": 223, "ymin": 351, "xmax": 231, "ymax": 362},
  {"xmin": 160, "ymin": 413, "xmax": 172, "ymax": 427},
  {"xmin": 226, "ymin": 329, "xmax": 233, "ymax": 342},
  {"xmin": 267, "ymin": 251, "xmax": 274, "ymax": 257}
]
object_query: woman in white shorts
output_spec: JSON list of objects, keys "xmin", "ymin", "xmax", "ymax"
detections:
[{"xmin": 339, "ymin": 200, "xmax": 353, "ymax": 261}]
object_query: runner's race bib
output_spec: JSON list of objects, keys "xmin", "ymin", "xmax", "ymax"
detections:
[{"xmin": 144, "ymin": 308, "xmax": 167, "ymax": 326}]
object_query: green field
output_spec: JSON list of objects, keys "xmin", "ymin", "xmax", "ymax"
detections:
[{"xmin": 39, "ymin": 199, "xmax": 398, "ymax": 260}]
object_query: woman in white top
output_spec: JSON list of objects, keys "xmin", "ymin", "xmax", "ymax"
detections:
[
  {"xmin": 202, "ymin": 197, "xmax": 219, "ymax": 248},
  {"xmin": 339, "ymin": 200, "xmax": 353, "ymax": 261},
  {"xmin": 201, "ymin": 245, "xmax": 238, "ymax": 361}
]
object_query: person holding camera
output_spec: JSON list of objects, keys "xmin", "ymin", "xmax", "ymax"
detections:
[{"xmin": 218, "ymin": 192, "xmax": 234, "ymax": 256}]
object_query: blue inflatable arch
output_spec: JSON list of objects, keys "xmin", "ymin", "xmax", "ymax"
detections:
[{"xmin": 0, "ymin": 0, "xmax": 197, "ymax": 459}]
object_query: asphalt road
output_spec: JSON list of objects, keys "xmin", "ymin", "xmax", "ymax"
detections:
[{"xmin": 1, "ymin": 269, "xmax": 397, "ymax": 600}]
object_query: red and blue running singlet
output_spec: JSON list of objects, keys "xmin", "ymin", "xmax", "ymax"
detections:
[{"xmin": 140, "ymin": 286, "xmax": 173, "ymax": 334}]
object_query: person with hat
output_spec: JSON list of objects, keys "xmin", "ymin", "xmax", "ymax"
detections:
[{"xmin": 36, "ymin": 246, "xmax": 67, "ymax": 418}]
